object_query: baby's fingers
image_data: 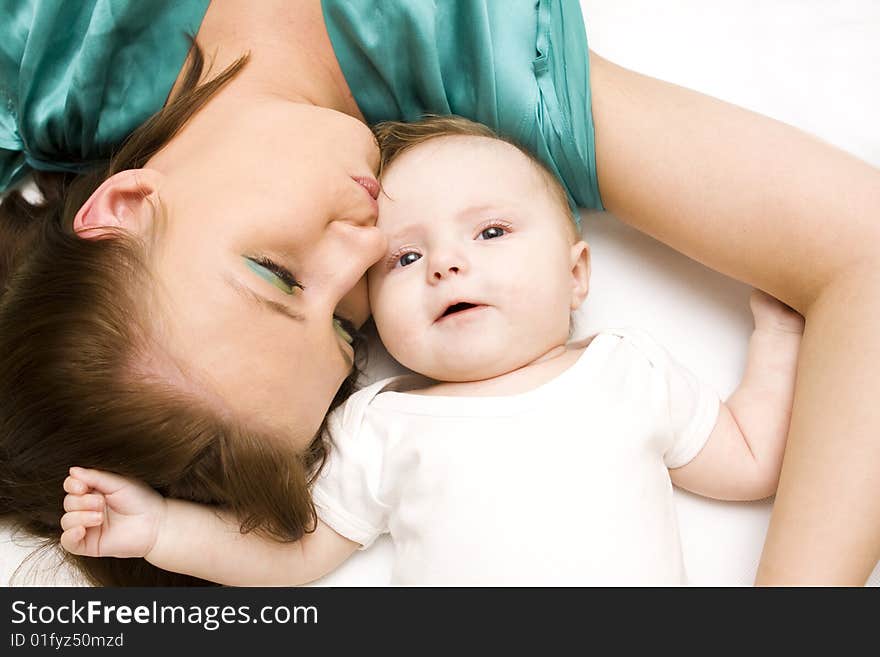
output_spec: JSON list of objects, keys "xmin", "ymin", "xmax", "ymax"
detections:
[
  {"xmin": 59, "ymin": 526, "xmax": 87, "ymax": 554},
  {"xmin": 68, "ymin": 466, "xmax": 133, "ymax": 495},
  {"xmin": 63, "ymin": 493, "xmax": 105, "ymax": 513},
  {"xmin": 63, "ymin": 475, "xmax": 88, "ymax": 495},
  {"xmin": 60, "ymin": 511, "xmax": 104, "ymax": 532}
]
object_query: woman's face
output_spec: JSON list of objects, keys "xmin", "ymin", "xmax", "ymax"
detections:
[{"xmin": 146, "ymin": 101, "xmax": 386, "ymax": 449}]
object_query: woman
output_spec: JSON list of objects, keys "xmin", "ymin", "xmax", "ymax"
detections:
[{"xmin": 1, "ymin": 0, "xmax": 878, "ymax": 585}]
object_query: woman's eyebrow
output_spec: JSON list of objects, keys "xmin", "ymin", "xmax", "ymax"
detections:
[{"xmin": 224, "ymin": 275, "xmax": 306, "ymax": 322}]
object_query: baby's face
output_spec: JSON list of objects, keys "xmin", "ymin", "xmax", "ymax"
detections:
[{"xmin": 368, "ymin": 136, "xmax": 588, "ymax": 381}]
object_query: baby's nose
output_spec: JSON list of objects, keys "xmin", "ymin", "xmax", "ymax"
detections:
[{"xmin": 433, "ymin": 265, "xmax": 460, "ymax": 280}]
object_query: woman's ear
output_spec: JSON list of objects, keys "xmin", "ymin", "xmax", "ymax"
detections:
[
  {"xmin": 569, "ymin": 240, "xmax": 591, "ymax": 310},
  {"xmin": 73, "ymin": 169, "xmax": 162, "ymax": 240}
]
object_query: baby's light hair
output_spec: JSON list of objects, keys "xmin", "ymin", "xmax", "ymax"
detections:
[{"xmin": 373, "ymin": 115, "xmax": 579, "ymax": 241}]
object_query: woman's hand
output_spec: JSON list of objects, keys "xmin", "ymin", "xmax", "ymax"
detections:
[
  {"xmin": 749, "ymin": 289, "xmax": 805, "ymax": 335},
  {"xmin": 60, "ymin": 466, "xmax": 166, "ymax": 559}
]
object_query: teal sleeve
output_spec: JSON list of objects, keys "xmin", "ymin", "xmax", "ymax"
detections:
[
  {"xmin": 0, "ymin": 0, "xmax": 210, "ymax": 192},
  {"xmin": 322, "ymin": 0, "xmax": 603, "ymax": 214}
]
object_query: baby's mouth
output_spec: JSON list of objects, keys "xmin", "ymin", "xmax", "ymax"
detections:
[
  {"xmin": 441, "ymin": 302, "xmax": 478, "ymax": 318},
  {"xmin": 435, "ymin": 301, "xmax": 486, "ymax": 322}
]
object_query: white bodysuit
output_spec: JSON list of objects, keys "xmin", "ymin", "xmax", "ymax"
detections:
[{"xmin": 312, "ymin": 329, "xmax": 720, "ymax": 585}]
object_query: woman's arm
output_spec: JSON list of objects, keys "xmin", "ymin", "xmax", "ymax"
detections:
[
  {"xmin": 589, "ymin": 51, "xmax": 880, "ymax": 584},
  {"xmin": 61, "ymin": 467, "xmax": 357, "ymax": 586}
]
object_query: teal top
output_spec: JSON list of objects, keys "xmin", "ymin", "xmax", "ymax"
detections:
[
  {"xmin": 0, "ymin": 0, "xmax": 211, "ymax": 190},
  {"xmin": 322, "ymin": 0, "xmax": 602, "ymax": 212},
  {"xmin": 1, "ymin": 0, "xmax": 603, "ymax": 211}
]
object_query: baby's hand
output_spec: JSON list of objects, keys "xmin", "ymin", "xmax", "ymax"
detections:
[
  {"xmin": 749, "ymin": 289, "xmax": 805, "ymax": 335},
  {"xmin": 60, "ymin": 467, "xmax": 165, "ymax": 560}
]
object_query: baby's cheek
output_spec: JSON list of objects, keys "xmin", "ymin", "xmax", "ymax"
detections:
[
  {"xmin": 385, "ymin": 328, "xmax": 428, "ymax": 374},
  {"xmin": 371, "ymin": 307, "xmax": 398, "ymax": 344},
  {"xmin": 507, "ymin": 279, "xmax": 570, "ymax": 336},
  {"xmin": 371, "ymin": 301, "xmax": 414, "ymax": 353}
]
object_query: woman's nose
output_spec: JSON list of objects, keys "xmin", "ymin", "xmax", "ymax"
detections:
[
  {"xmin": 325, "ymin": 222, "xmax": 387, "ymax": 281},
  {"xmin": 339, "ymin": 207, "xmax": 378, "ymax": 228},
  {"xmin": 338, "ymin": 183, "xmax": 380, "ymax": 228},
  {"xmin": 346, "ymin": 224, "xmax": 387, "ymax": 267}
]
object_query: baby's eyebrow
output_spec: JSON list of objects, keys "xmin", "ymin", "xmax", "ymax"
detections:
[
  {"xmin": 382, "ymin": 221, "xmax": 421, "ymax": 242},
  {"xmin": 383, "ymin": 203, "xmax": 506, "ymax": 238},
  {"xmin": 455, "ymin": 203, "xmax": 503, "ymax": 219}
]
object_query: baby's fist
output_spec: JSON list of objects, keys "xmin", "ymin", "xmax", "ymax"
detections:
[{"xmin": 59, "ymin": 467, "xmax": 164, "ymax": 560}]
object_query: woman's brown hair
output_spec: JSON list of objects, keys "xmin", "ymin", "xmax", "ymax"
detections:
[{"xmin": 0, "ymin": 42, "xmax": 345, "ymax": 586}]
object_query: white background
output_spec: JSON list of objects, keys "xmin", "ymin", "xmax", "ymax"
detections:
[
  {"xmin": 316, "ymin": 0, "xmax": 880, "ymax": 586},
  {"xmin": 3, "ymin": 0, "xmax": 879, "ymax": 586}
]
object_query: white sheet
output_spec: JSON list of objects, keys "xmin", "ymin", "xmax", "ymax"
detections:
[{"xmin": 2, "ymin": 0, "xmax": 879, "ymax": 586}]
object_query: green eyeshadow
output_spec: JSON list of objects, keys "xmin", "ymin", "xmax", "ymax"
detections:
[{"xmin": 244, "ymin": 257, "xmax": 294, "ymax": 295}]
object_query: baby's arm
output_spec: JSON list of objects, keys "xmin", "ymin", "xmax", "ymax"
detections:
[
  {"xmin": 60, "ymin": 467, "xmax": 358, "ymax": 585},
  {"xmin": 669, "ymin": 290, "xmax": 804, "ymax": 500}
]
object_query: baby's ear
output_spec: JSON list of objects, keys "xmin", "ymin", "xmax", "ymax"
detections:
[
  {"xmin": 569, "ymin": 240, "xmax": 590, "ymax": 310},
  {"xmin": 73, "ymin": 169, "xmax": 162, "ymax": 240}
]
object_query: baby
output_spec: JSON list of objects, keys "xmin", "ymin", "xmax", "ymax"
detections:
[{"xmin": 60, "ymin": 117, "xmax": 804, "ymax": 585}]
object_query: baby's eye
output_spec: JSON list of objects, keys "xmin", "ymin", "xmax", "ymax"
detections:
[
  {"xmin": 477, "ymin": 224, "xmax": 509, "ymax": 240},
  {"xmin": 397, "ymin": 252, "xmax": 422, "ymax": 267},
  {"xmin": 244, "ymin": 256, "xmax": 303, "ymax": 294},
  {"xmin": 385, "ymin": 246, "xmax": 423, "ymax": 270}
]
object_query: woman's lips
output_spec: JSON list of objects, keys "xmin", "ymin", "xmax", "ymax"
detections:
[
  {"xmin": 352, "ymin": 176, "xmax": 380, "ymax": 199},
  {"xmin": 352, "ymin": 176, "xmax": 380, "ymax": 216}
]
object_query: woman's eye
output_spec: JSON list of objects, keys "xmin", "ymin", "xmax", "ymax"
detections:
[
  {"xmin": 478, "ymin": 226, "xmax": 507, "ymax": 240},
  {"xmin": 397, "ymin": 252, "xmax": 422, "ymax": 267},
  {"xmin": 244, "ymin": 256, "xmax": 303, "ymax": 295}
]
